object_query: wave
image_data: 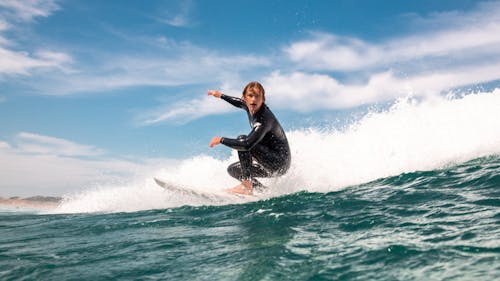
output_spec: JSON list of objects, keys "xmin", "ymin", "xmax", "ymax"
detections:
[{"xmin": 51, "ymin": 90, "xmax": 500, "ymax": 214}]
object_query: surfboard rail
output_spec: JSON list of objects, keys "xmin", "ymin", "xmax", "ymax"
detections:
[{"xmin": 153, "ymin": 178, "xmax": 256, "ymax": 200}]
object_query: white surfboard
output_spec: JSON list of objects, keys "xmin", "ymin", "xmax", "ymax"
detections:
[{"xmin": 153, "ymin": 178, "xmax": 255, "ymax": 200}]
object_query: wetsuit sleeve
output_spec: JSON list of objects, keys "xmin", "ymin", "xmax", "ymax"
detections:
[
  {"xmin": 221, "ymin": 94, "xmax": 245, "ymax": 109},
  {"xmin": 221, "ymin": 121, "xmax": 271, "ymax": 151}
]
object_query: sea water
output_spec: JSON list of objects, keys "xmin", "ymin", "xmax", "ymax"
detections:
[{"xmin": 1, "ymin": 90, "xmax": 499, "ymax": 280}]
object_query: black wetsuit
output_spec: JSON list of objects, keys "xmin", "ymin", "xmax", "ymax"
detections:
[{"xmin": 220, "ymin": 94, "xmax": 291, "ymax": 187}]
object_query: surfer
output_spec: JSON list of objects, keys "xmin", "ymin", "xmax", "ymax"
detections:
[{"xmin": 208, "ymin": 81, "xmax": 291, "ymax": 195}]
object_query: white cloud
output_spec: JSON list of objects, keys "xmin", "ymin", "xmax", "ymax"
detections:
[
  {"xmin": 285, "ymin": 2, "xmax": 500, "ymax": 72},
  {"xmin": 0, "ymin": 141, "xmax": 10, "ymax": 149},
  {"xmin": 0, "ymin": 0, "xmax": 72, "ymax": 75},
  {"xmin": 140, "ymin": 95, "xmax": 237, "ymax": 125},
  {"xmin": 155, "ymin": 0, "xmax": 194, "ymax": 27},
  {"xmin": 264, "ymin": 70, "xmax": 407, "ymax": 111},
  {"xmin": 35, "ymin": 50, "xmax": 73, "ymax": 67},
  {"xmin": 0, "ymin": 0, "xmax": 59, "ymax": 22},
  {"xmin": 138, "ymin": 56, "xmax": 500, "ymax": 123},
  {"xmin": 2, "ymin": 0, "xmax": 500, "ymax": 123},
  {"xmin": 143, "ymin": 57, "xmax": 500, "ymax": 122},
  {"xmin": 264, "ymin": 59, "xmax": 500, "ymax": 111},
  {"xmin": 158, "ymin": 14, "xmax": 190, "ymax": 28},
  {"xmin": 136, "ymin": 80, "xmax": 247, "ymax": 125},
  {"xmin": 0, "ymin": 149, "xmax": 149, "ymax": 197},
  {"xmin": 28, "ymin": 47, "xmax": 269, "ymax": 95},
  {"xmin": 286, "ymin": 34, "xmax": 378, "ymax": 71},
  {"xmin": 0, "ymin": 132, "xmax": 169, "ymax": 196},
  {"xmin": 0, "ymin": 48, "xmax": 73, "ymax": 75},
  {"xmin": 0, "ymin": 20, "xmax": 268, "ymax": 93},
  {"xmin": 141, "ymin": 1, "xmax": 500, "ymax": 122},
  {"xmin": 15, "ymin": 132, "xmax": 104, "ymax": 157}
]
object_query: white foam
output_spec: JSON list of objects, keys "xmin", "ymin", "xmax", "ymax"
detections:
[
  {"xmin": 280, "ymin": 90, "xmax": 500, "ymax": 193},
  {"xmin": 51, "ymin": 89, "xmax": 500, "ymax": 214}
]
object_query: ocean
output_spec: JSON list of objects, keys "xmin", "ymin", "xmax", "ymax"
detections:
[{"xmin": 1, "ymin": 92, "xmax": 499, "ymax": 280}]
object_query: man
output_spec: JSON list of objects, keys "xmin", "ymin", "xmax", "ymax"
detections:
[{"xmin": 208, "ymin": 81, "xmax": 291, "ymax": 195}]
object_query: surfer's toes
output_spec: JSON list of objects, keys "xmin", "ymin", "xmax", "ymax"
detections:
[{"xmin": 225, "ymin": 184, "xmax": 253, "ymax": 195}]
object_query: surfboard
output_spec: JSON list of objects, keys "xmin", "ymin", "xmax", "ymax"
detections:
[{"xmin": 153, "ymin": 178, "xmax": 255, "ymax": 200}]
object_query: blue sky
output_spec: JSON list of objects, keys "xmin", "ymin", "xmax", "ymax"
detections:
[{"xmin": 1, "ymin": 0, "xmax": 500, "ymax": 195}]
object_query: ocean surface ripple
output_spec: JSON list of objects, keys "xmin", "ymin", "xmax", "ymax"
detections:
[{"xmin": 1, "ymin": 155, "xmax": 499, "ymax": 280}]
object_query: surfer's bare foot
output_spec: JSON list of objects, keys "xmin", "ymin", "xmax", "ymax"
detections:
[{"xmin": 225, "ymin": 180, "xmax": 253, "ymax": 195}]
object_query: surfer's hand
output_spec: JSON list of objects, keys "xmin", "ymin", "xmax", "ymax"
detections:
[
  {"xmin": 209, "ymin": 136, "xmax": 222, "ymax": 148},
  {"xmin": 207, "ymin": 90, "xmax": 222, "ymax": 98}
]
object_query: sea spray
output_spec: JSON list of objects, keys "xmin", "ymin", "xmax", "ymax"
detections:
[
  {"xmin": 52, "ymin": 90, "xmax": 500, "ymax": 213},
  {"xmin": 281, "ymin": 90, "xmax": 500, "ymax": 192}
]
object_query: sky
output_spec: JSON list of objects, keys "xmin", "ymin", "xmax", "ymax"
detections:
[{"xmin": 1, "ymin": 0, "xmax": 500, "ymax": 196}]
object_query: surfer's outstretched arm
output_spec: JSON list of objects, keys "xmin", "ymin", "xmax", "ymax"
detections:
[
  {"xmin": 207, "ymin": 90, "xmax": 245, "ymax": 109},
  {"xmin": 210, "ymin": 123, "xmax": 269, "ymax": 150},
  {"xmin": 220, "ymin": 94, "xmax": 245, "ymax": 109}
]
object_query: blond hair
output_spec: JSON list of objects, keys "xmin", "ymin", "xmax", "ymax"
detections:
[{"xmin": 242, "ymin": 81, "xmax": 265, "ymax": 102}]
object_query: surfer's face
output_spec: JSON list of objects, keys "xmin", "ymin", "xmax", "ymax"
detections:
[{"xmin": 244, "ymin": 90, "xmax": 264, "ymax": 115}]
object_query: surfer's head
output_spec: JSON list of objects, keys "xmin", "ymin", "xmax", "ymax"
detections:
[{"xmin": 242, "ymin": 81, "xmax": 265, "ymax": 115}]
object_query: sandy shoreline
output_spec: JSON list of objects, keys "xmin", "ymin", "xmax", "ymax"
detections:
[{"xmin": 0, "ymin": 196, "xmax": 62, "ymax": 210}]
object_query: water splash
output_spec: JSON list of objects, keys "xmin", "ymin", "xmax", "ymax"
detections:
[{"xmin": 52, "ymin": 90, "xmax": 500, "ymax": 213}]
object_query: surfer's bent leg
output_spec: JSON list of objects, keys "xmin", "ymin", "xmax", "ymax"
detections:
[
  {"xmin": 251, "ymin": 143, "xmax": 291, "ymax": 176},
  {"xmin": 227, "ymin": 135, "xmax": 271, "ymax": 182},
  {"xmin": 238, "ymin": 150, "xmax": 252, "ymax": 180},
  {"xmin": 227, "ymin": 135, "xmax": 290, "ymax": 187},
  {"xmin": 227, "ymin": 156, "xmax": 271, "ymax": 180}
]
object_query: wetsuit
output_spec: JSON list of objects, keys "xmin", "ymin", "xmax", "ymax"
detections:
[{"xmin": 220, "ymin": 94, "xmax": 291, "ymax": 188}]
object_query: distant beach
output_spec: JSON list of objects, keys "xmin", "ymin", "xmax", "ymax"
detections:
[{"xmin": 0, "ymin": 196, "xmax": 62, "ymax": 210}]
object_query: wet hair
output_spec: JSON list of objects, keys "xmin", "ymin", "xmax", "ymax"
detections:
[{"xmin": 242, "ymin": 81, "xmax": 265, "ymax": 102}]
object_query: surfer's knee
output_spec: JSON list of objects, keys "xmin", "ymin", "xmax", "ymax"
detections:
[{"xmin": 227, "ymin": 162, "xmax": 242, "ymax": 179}]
